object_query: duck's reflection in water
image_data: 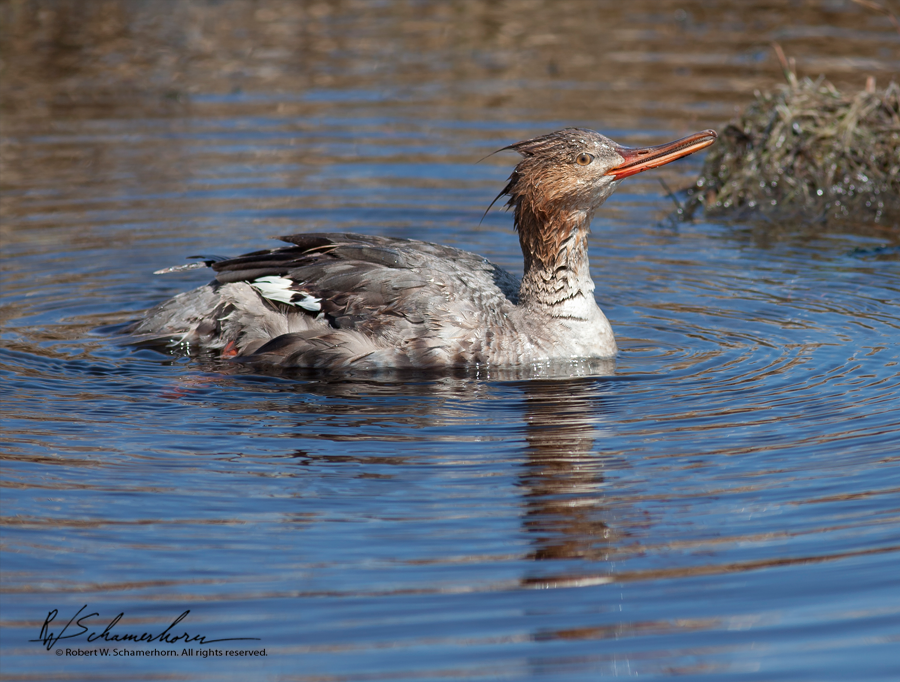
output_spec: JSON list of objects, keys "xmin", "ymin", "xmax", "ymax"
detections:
[
  {"xmin": 194, "ymin": 359, "xmax": 626, "ymax": 586},
  {"xmin": 514, "ymin": 372, "xmax": 624, "ymax": 587}
]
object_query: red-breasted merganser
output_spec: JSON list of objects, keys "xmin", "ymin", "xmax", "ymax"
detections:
[{"xmin": 131, "ymin": 128, "xmax": 716, "ymax": 369}]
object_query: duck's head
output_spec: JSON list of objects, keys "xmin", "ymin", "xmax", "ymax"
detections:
[{"xmin": 499, "ymin": 127, "xmax": 717, "ymax": 224}]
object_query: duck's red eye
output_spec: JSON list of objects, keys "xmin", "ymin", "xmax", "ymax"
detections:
[{"xmin": 576, "ymin": 153, "xmax": 594, "ymax": 166}]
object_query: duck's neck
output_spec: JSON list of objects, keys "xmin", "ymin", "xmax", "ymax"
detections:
[{"xmin": 516, "ymin": 205, "xmax": 598, "ymax": 317}]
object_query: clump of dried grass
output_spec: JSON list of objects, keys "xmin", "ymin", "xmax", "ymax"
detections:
[{"xmin": 684, "ymin": 67, "xmax": 900, "ymax": 226}]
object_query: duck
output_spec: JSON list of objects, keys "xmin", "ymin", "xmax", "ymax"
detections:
[{"xmin": 130, "ymin": 128, "xmax": 716, "ymax": 369}]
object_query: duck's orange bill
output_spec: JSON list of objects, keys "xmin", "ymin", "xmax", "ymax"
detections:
[{"xmin": 606, "ymin": 130, "xmax": 717, "ymax": 180}]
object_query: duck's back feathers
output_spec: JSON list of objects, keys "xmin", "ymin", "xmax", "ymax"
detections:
[{"xmin": 131, "ymin": 233, "xmax": 524, "ymax": 369}]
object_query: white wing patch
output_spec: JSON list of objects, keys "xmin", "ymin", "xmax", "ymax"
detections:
[{"xmin": 251, "ymin": 276, "xmax": 322, "ymax": 312}]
